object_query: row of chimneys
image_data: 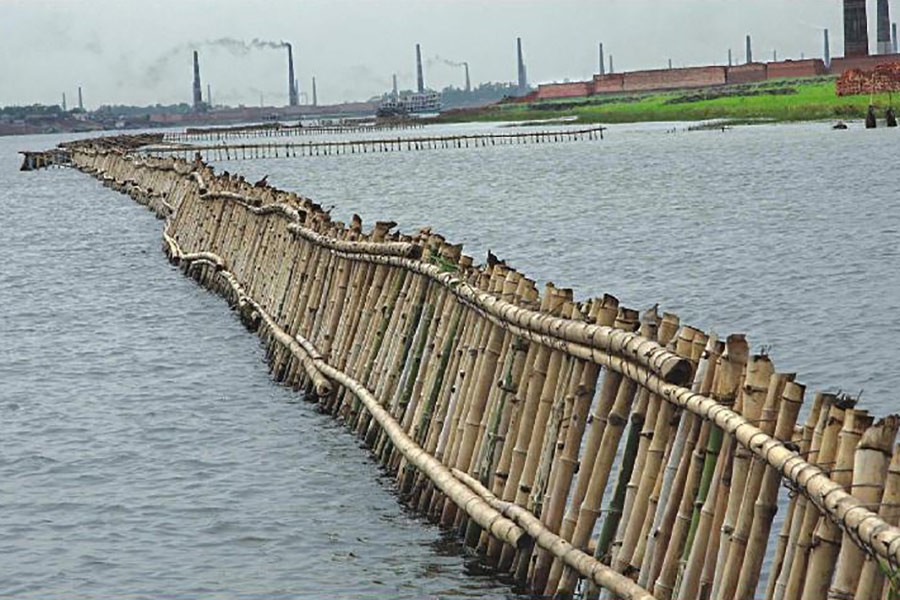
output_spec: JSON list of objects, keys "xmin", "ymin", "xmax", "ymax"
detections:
[
  {"xmin": 191, "ymin": 4, "xmax": 900, "ymax": 113},
  {"xmin": 845, "ymin": 0, "xmax": 897, "ymax": 57},
  {"xmin": 192, "ymin": 45, "xmax": 319, "ymax": 112}
]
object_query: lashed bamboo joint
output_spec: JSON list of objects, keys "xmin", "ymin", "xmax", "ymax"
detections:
[{"xmin": 26, "ymin": 132, "xmax": 900, "ymax": 600}]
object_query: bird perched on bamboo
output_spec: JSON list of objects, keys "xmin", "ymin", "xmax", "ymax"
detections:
[
  {"xmin": 486, "ymin": 250, "xmax": 506, "ymax": 268},
  {"xmin": 254, "ymin": 174, "xmax": 269, "ymax": 188}
]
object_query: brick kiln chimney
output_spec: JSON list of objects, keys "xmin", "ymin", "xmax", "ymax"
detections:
[
  {"xmin": 464, "ymin": 62, "xmax": 471, "ymax": 93},
  {"xmin": 843, "ymin": 0, "xmax": 870, "ymax": 57},
  {"xmin": 824, "ymin": 29, "xmax": 831, "ymax": 67},
  {"xmin": 517, "ymin": 37, "xmax": 528, "ymax": 92},
  {"xmin": 745, "ymin": 35, "xmax": 753, "ymax": 63},
  {"xmin": 192, "ymin": 50, "xmax": 203, "ymax": 110},
  {"xmin": 877, "ymin": 0, "xmax": 892, "ymax": 54},
  {"xmin": 598, "ymin": 43, "xmax": 605, "ymax": 75},
  {"xmin": 312, "ymin": 76, "xmax": 317, "ymax": 107},
  {"xmin": 286, "ymin": 43, "xmax": 299, "ymax": 106},
  {"xmin": 416, "ymin": 43, "xmax": 425, "ymax": 93}
]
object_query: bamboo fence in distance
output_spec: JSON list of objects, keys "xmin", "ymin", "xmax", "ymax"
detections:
[{"xmin": 43, "ymin": 134, "xmax": 900, "ymax": 600}]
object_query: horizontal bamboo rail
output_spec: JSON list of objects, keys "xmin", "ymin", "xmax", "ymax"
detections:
[
  {"xmin": 165, "ymin": 120, "xmax": 425, "ymax": 143},
  {"xmin": 32, "ymin": 134, "xmax": 900, "ymax": 600},
  {"xmin": 140, "ymin": 126, "xmax": 606, "ymax": 162}
]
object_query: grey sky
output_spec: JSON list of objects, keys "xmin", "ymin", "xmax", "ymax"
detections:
[{"xmin": 1, "ymin": 0, "xmax": 895, "ymax": 108}]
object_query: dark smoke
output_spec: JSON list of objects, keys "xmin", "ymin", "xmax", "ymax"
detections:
[
  {"xmin": 427, "ymin": 55, "xmax": 466, "ymax": 68},
  {"xmin": 144, "ymin": 38, "xmax": 289, "ymax": 86}
]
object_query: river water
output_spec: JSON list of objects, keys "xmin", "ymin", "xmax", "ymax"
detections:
[{"xmin": 2, "ymin": 121, "xmax": 898, "ymax": 599}]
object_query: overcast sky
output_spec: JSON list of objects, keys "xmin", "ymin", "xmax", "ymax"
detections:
[{"xmin": 1, "ymin": 0, "xmax": 896, "ymax": 108}]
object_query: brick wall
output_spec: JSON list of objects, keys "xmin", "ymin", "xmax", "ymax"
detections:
[
  {"xmin": 593, "ymin": 74, "xmax": 625, "ymax": 94},
  {"xmin": 766, "ymin": 59, "xmax": 826, "ymax": 80},
  {"xmin": 830, "ymin": 54, "xmax": 900, "ymax": 76},
  {"xmin": 535, "ymin": 81, "xmax": 593, "ymax": 100},
  {"xmin": 622, "ymin": 66, "xmax": 726, "ymax": 92},
  {"xmin": 726, "ymin": 63, "xmax": 768, "ymax": 84}
]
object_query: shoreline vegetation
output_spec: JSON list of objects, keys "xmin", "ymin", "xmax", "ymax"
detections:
[{"xmin": 434, "ymin": 78, "xmax": 898, "ymax": 126}]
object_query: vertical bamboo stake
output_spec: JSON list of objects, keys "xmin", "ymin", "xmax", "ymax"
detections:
[
  {"xmin": 780, "ymin": 396, "xmax": 850, "ymax": 600},
  {"xmin": 604, "ymin": 312, "xmax": 681, "ymax": 578},
  {"xmin": 677, "ymin": 335, "xmax": 749, "ymax": 586},
  {"xmin": 529, "ymin": 294, "xmax": 620, "ymax": 590},
  {"xmin": 616, "ymin": 314, "xmax": 685, "ymax": 576},
  {"xmin": 652, "ymin": 335, "xmax": 724, "ymax": 600},
  {"xmin": 640, "ymin": 328, "xmax": 709, "ymax": 589},
  {"xmin": 544, "ymin": 304, "xmax": 636, "ymax": 593},
  {"xmin": 799, "ymin": 409, "xmax": 874, "ymax": 600},
  {"xmin": 553, "ymin": 307, "xmax": 650, "ymax": 597},
  {"xmin": 732, "ymin": 379, "xmax": 805, "ymax": 600},
  {"xmin": 764, "ymin": 425, "xmax": 812, "ymax": 600},
  {"xmin": 854, "ymin": 444, "xmax": 900, "ymax": 600},
  {"xmin": 829, "ymin": 416, "xmax": 899, "ymax": 600},
  {"xmin": 710, "ymin": 353, "xmax": 775, "ymax": 600}
]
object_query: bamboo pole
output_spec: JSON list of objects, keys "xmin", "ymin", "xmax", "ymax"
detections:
[
  {"xmin": 829, "ymin": 416, "xmax": 899, "ymax": 600},
  {"xmin": 780, "ymin": 396, "xmax": 849, "ymax": 600},
  {"xmin": 651, "ymin": 335, "xmax": 723, "ymax": 600},
  {"xmin": 710, "ymin": 353, "xmax": 775, "ymax": 600},
  {"xmin": 677, "ymin": 334, "xmax": 749, "ymax": 591},
  {"xmin": 766, "ymin": 392, "xmax": 833, "ymax": 600},
  {"xmin": 732, "ymin": 379, "xmax": 805, "ymax": 600},
  {"xmin": 800, "ymin": 409, "xmax": 874, "ymax": 600},
  {"xmin": 854, "ymin": 444, "xmax": 900, "ymax": 600},
  {"xmin": 639, "ymin": 328, "xmax": 709, "ymax": 589}
]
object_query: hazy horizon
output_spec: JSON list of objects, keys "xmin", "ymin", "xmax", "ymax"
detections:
[{"xmin": 2, "ymin": 0, "xmax": 896, "ymax": 109}]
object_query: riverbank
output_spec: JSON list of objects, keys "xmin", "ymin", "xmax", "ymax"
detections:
[{"xmin": 435, "ymin": 78, "xmax": 897, "ymax": 125}]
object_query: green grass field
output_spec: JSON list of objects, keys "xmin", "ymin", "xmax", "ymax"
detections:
[{"xmin": 437, "ymin": 79, "xmax": 897, "ymax": 125}]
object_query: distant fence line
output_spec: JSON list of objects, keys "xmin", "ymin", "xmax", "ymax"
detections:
[
  {"xmin": 23, "ymin": 133, "xmax": 900, "ymax": 600},
  {"xmin": 142, "ymin": 126, "xmax": 606, "ymax": 162},
  {"xmin": 164, "ymin": 121, "xmax": 425, "ymax": 143}
]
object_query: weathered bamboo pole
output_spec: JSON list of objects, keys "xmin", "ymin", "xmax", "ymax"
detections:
[
  {"xmin": 768, "ymin": 399, "xmax": 830, "ymax": 600},
  {"xmin": 638, "ymin": 327, "xmax": 708, "ymax": 589},
  {"xmin": 651, "ymin": 335, "xmax": 723, "ymax": 600},
  {"xmin": 730, "ymin": 379, "xmax": 805, "ymax": 600},
  {"xmin": 780, "ymin": 395, "xmax": 849, "ymax": 600},
  {"xmin": 800, "ymin": 409, "xmax": 875, "ymax": 600},
  {"xmin": 530, "ymin": 297, "xmax": 619, "ymax": 592},
  {"xmin": 854, "ymin": 445, "xmax": 900, "ymax": 600},
  {"xmin": 829, "ymin": 416, "xmax": 899, "ymax": 600},
  {"xmin": 551, "ymin": 307, "xmax": 645, "ymax": 597}
]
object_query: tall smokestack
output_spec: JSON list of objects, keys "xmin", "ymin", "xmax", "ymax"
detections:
[
  {"xmin": 62, "ymin": 93, "xmax": 67, "ymax": 112},
  {"xmin": 312, "ymin": 77, "xmax": 318, "ymax": 106},
  {"xmin": 516, "ymin": 37, "xmax": 528, "ymax": 91},
  {"xmin": 745, "ymin": 35, "xmax": 753, "ymax": 63},
  {"xmin": 824, "ymin": 29, "xmax": 831, "ymax": 67},
  {"xmin": 877, "ymin": 0, "xmax": 892, "ymax": 54},
  {"xmin": 728, "ymin": 48, "xmax": 733, "ymax": 66},
  {"xmin": 598, "ymin": 43, "xmax": 605, "ymax": 75},
  {"xmin": 77, "ymin": 86, "xmax": 83, "ymax": 111},
  {"xmin": 894, "ymin": 22, "xmax": 898, "ymax": 53},
  {"xmin": 844, "ymin": 0, "xmax": 869, "ymax": 57},
  {"xmin": 392, "ymin": 74, "xmax": 398, "ymax": 98},
  {"xmin": 207, "ymin": 84, "xmax": 211, "ymax": 107},
  {"xmin": 416, "ymin": 43, "xmax": 425, "ymax": 93},
  {"xmin": 286, "ymin": 43, "xmax": 299, "ymax": 106},
  {"xmin": 609, "ymin": 55, "xmax": 614, "ymax": 74},
  {"xmin": 192, "ymin": 50, "xmax": 202, "ymax": 110},
  {"xmin": 464, "ymin": 62, "xmax": 471, "ymax": 93}
]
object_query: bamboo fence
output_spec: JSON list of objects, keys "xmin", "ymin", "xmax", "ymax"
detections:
[
  {"xmin": 33, "ymin": 134, "xmax": 900, "ymax": 600},
  {"xmin": 164, "ymin": 120, "xmax": 425, "ymax": 143},
  {"xmin": 140, "ymin": 126, "xmax": 606, "ymax": 162}
]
